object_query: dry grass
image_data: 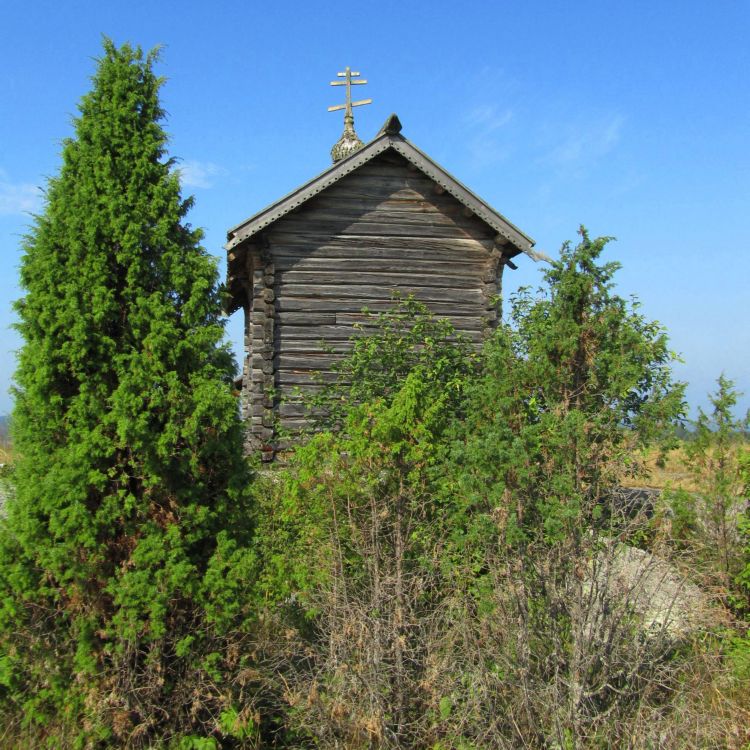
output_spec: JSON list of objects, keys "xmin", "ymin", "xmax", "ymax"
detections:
[
  {"xmin": 621, "ymin": 445, "xmax": 750, "ymax": 492},
  {"xmin": 0, "ymin": 427, "xmax": 12, "ymax": 465},
  {"xmin": 622, "ymin": 446, "xmax": 702, "ymax": 492},
  {"xmin": 623, "ymin": 441, "xmax": 749, "ymax": 492},
  {"xmin": 0, "ymin": 445, "xmax": 12, "ymax": 465}
]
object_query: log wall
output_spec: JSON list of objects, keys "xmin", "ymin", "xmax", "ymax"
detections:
[{"xmin": 241, "ymin": 151, "xmax": 507, "ymax": 455}]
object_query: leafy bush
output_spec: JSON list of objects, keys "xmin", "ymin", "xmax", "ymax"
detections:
[{"xmin": 248, "ymin": 231, "xmax": 745, "ymax": 748}]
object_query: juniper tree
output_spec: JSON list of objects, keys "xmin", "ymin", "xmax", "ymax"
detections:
[
  {"xmin": 667, "ymin": 376, "xmax": 750, "ymax": 594},
  {"xmin": 257, "ymin": 232, "xmax": 691, "ymax": 749},
  {"xmin": 439, "ymin": 230, "xmax": 689, "ymax": 746},
  {"xmin": 0, "ymin": 40, "xmax": 256, "ymax": 747}
]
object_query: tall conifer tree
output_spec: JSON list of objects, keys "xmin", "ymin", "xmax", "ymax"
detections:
[{"xmin": 1, "ymin": 40, "xmax": 254, "ymax": 746}]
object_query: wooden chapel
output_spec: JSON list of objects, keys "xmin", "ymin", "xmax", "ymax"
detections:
[{"xmin": 224, "ymin": 70, "xmax": 540, "ymax": 458}]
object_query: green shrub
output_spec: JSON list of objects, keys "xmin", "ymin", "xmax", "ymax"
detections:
[{"xmin": 0, "ymin": 40, "xmax": 257, "ymax": 748}]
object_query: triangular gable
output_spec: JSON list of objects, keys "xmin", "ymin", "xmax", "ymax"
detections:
[{"xmin": 225, "ymin": 115, "xmax": 540, "ymax": 261}]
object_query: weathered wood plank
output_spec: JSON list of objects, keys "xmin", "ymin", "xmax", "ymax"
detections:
[
  {"xmin": 272, "ymin": 248, "xmax": 491, "ymax": 267},
  {"xmin": 277, "ymin": 331, "xmax": 485, "ymax": 352},
  {"xmin": 275, "ymin": 382, "xmax": 327, "ymax": 393},
  {"xmin": 276, "ymin": 297, "xmax": 491, "ymax": 315},
  {"xmin": 305, "ymin": 183, "xmax": 425, "ymax": 202},
  {"xmin": 277, "ymin": 270, "xmax": 481, "ymax": 289},
  {"xmin": 276, "ymin": 370, "xmax": 342, "ymax": 385},
  {"xmin": 372, "ymin": 150, "xmax": 411, "ymax": 164},
  {"xmin": 277, "ymin": 353, "xmax": 346, "ymax": 369},
  {"xmin": 277, "ymin": 312, "xmax": 337, "ymax": 325},
  {"xmin": 271, "ymin": 215, "xmax": 484, "ymax": 240},
  {"xmin": 306, "ymin": 181, "xmax": 494, "ymax": 216},
  {"xmin": 278, "ymin": 335, "xmax": 485, "ymax": 352},
  {"xmin": 279, "ymin": 316, "xmax": 488, "ymax": 333},
  {"xmin": 291, "ymin": 207, "xmax": 475, "ymax": 227},
  {"xmin": 280, "ymin": 324, "xmax": 370, "ymax": 338},
  {"xmin": 274, "ymin": 283, "xmax": 486, "ymax": 304},
  {"xmin": 278, "ymin": 402, "xmax": 326, "ymax": 418},
  {"xmin": 278, "ymin": 417, "xmax": 313, "ymax": 432},
  {"xmin": 329, "ymin": 170, "xmax": 434, "ymax": 192},
  {"xmin": 308, "ymin": 195, "xmax": 445, "ymax": 214},
  {"xmin": 302, "ymin": 194, "xmax": 483, "ymax": 221},
  {"xmin": 332, "ymin": 312, "xmax": 489, "ymax": 329},
  {"xmin": 273, "ymin": 255, "xmax": 488, "ymax": 275},
  {"xmin": 277, "ymin": 340, "xmax": 354, "ymax": 354},
  {"xmin": 334, "ymin": 162, "xmax": 429, "ymax": 180},
  {"xmin": 268, "ymin": 233, "xmax": 494, "ymax": 253}
]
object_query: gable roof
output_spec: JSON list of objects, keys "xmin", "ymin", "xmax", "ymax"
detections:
[{"xmin": 225, "ymin": 114, "xmax": 543, "ymax": 261}]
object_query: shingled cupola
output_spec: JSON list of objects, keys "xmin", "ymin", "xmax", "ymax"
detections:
[{"xmin": 225, "ymin": 79, "xmax": 539, "ymax": 459}]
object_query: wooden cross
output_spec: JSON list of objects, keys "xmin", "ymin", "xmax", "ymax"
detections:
[{"xmin": 328, "ymin": 67, "xmax": 372, "ymax": 121}]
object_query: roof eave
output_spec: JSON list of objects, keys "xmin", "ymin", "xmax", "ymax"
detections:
[
  {"xmin": 225, "ymin": 128, "xmax": 541, "ymax": 260},
  {"xmin": 387, "ymin": 137, "xmax": 536, "ymax": 255},
  {"xmin": 225, "ymin": 132, "xmax": 394, "ymax": 249}
]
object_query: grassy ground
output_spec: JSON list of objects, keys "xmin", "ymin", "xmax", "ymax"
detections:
[
  {"xmin": 0, "ymin": 441, "xmax": 716, "ymax": 489},
  {"xmin": 622, "ymin": 445, "xmax": 699, "ymax": 491},
  {"xmin": 624, "ymin": 441, "xmax": 749, "ymax": 493},
  {"xmin": 0, "ymin": 416, "xmax": 11, "ymax": 466},
  {"xmin": 0, "ymin": 442, "xmax": 12, "ymax": 465}
]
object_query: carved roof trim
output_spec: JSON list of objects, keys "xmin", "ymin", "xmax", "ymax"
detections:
[{"xmin": 225, "ymin": 121, "xmax": 539, "ymax": 259}]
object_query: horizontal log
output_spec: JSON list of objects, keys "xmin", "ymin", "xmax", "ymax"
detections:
[
  {"xmin": 331, "ymin": 170, "xmax": 434, "ymax": 193},
  {"xmin": 276, "ymin": 297, "xmax": 492, "ymax": 315},
  {"xmin": 274, "ymin": 283, "xmax": 486, "ymax": 304},
  {"xmin": 272, "ymin": 255, "xmax": 489, "ymax": 276},
  {"xmin": 276, "ymin": 269, "xmax": 481, "ymax": 289},
  {"xmin": 267, "ymin": 232, "xmax": 494, "ymax": 253},
  {"xmin": 276, "ymin": 370, "xmax": 342, "ymax": 385},
  {"xmin": 278, "ymin": 417, "xmax": 312, "ymax": 432},
  {"xmin": 276, "ymin": 382, "xmax": 327, "ymax": 394},
  {"xmin": 333, "ymin": 312, "xmax": 489, "ymax": 329},
  {"xmin": 277, "ymin": 340, "xmax": 354, "ymax": 354},
  {"xmin": 308, "ymin": 195, "xmax": 445, "ymax": 214},
  {"xmin": 277, "ymin": 312, "xmax": 337, "ymax": 325},
  {"xmin": 278, "ymin": 402, "xmax": 326, "ymax": 418},
  {"xmin": 277, "ymin": 353, "xmax": 346, "ymax": 369},
  {"xmin": 277, "ymin": 326, "xmax": 486, "ymax": 354},
  {"xmin": 279, "ymin": 324, "xmax": 368, "ymax": 338},
  {"xmin": 270, "ymin": 215, "xmax": 488, "ymax": 240},
  {"xmin": 308, "ymin": 183, "xmax": 425, "ymax": 203},
  {"xmin": 337, "ymin": 160, "xmax": 429, "ymax": 179},
  {"xmin": 290, "ymin": 207, "xmax": 474, "ymax": 228},
  {"xmin": 325, "ymin": 194, "xmax": 484, "ymax": 222},
  {"xmin": 278, "ymin": 318, "xmax": 487, "ymax": 336}
]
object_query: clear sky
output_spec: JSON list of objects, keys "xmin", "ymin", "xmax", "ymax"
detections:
[{"xmin": 1, "ymin": 0, "xmax": 748, "ymax": 419}]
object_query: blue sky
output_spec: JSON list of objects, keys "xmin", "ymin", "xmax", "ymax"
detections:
[{"xmin": 1, "ymin": 0, "xmax": 748, "ymax": 418}]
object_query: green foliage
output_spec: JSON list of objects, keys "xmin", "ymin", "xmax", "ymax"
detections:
[
  {"xmin": 424, "ymin": 232, "xmax": 690, "ymax": 745},
  {"xmin": 665, "ymin": 486, "xmax": 699, "ymax": 543},
  {"xmin": 172, "ymin": 738, "xmax": 218, "ymax": 750},
  {"xmin": 685, "ymin": 376, "xmax": 749, "ymax": 579},
  {"xmin": 254, "ymin": 301, "xmax": 475, "ymax": 607},
  {"xmin": 252, "ymin": 231, "xmax": 703, "ymax": 748},
  {"xmin": 662, "ymin": 376, "xmax": 749, "ymax": 612},
  {"xmin": 0, "ymin": 40, "xmax": 256, "ymax": 748},
  {"xmin": 0, "ymin": 44, "xmax": 736, "ymax": 743},
  {"xmin": 250, "ymin": 302, "xmax": 478, "ymax": 747},
  {"xmin": 726, "ymin": 634, "xmax": 750, "ymax": 683},
  {"xmin": 305, "ymin": 295, "xmax": 477, "ymax": 429},
  {"xmin": 451, "ymin": 229, "xmax": 683, "ymax": 549},
  {"xmin": 738, "ymin": 447, "xmax": 750, "ymax": 615}
]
